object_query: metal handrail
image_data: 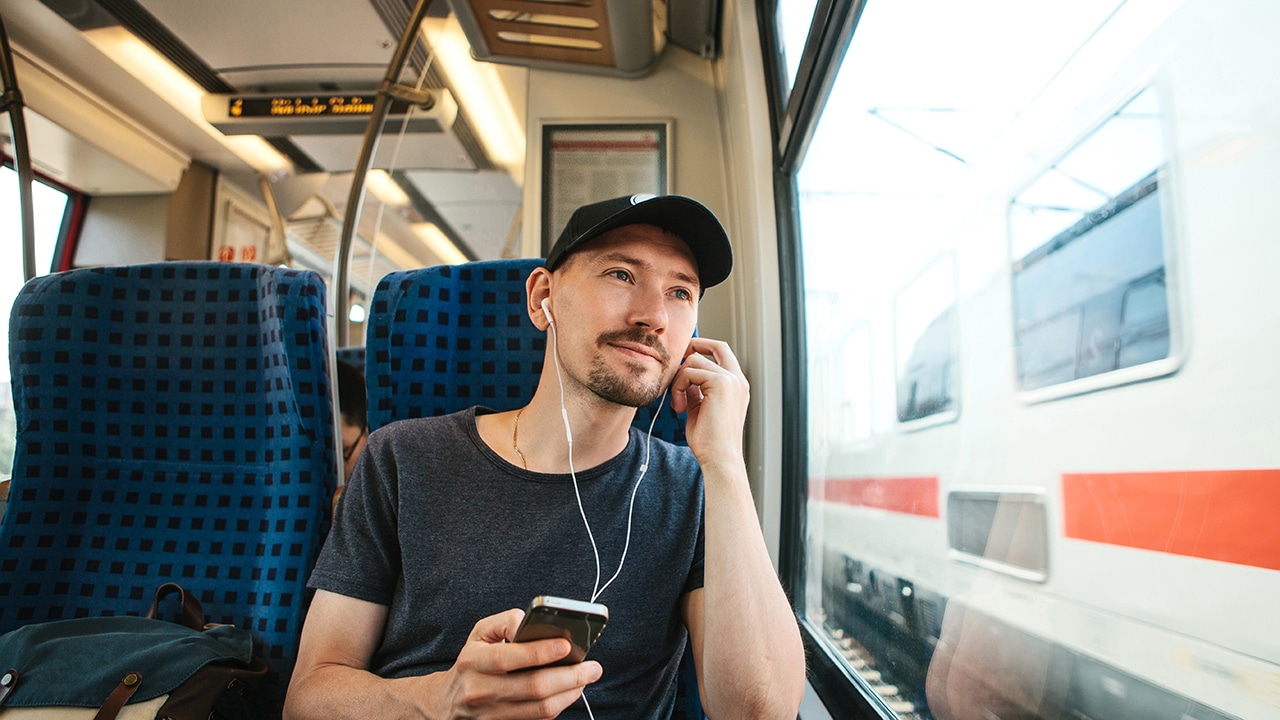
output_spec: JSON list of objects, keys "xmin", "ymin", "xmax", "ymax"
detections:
[
  {"xmin": 0, "ymin": 14, "xmax": 37, "ymax": 281},
  {"xmin": 332, "ymin": 0, "xmax": 434, "ymax": 346}
]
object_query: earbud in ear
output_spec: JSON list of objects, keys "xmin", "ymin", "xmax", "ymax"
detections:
[{"xmin": 541, "ymin": 298, "xmax": 554, "ymax": 326}]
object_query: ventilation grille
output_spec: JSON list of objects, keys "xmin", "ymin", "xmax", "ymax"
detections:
[
  {"xmin": 285, "ymin": 215, "xmax": 406, "ymax": 295},
  {"xmin": 451, "ymin": 0, "xmax": 668, "ymax": 76},
  {"xmin": 473, "ymin": 0, "xmax": 615, "ymax": 67}
]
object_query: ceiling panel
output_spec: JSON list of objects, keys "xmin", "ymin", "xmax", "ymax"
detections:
[
  {"xmin": 291, "ymin": 133, "xmax": 474, "ymax": 173},
  {"xmin": 402, "ymin": 168, "xmax": 522, "ymax": 259},
  {"xmin": 134, "ymin": 0, "xmax": 397, "ymax": 74}
]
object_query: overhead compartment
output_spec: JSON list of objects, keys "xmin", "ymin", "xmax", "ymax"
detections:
[{"xmin": 445, "ymin": 0, "xmax": 669, "ymax": 77}]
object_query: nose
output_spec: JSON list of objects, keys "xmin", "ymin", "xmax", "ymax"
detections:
[{"xmin": 629, "ymin": 285, "xmax": 668, "ymax": 333}]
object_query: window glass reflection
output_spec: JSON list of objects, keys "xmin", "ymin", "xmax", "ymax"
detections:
[{"xmin": 794, "ymin": 1, "xmax": 1280, "ymax": 719}]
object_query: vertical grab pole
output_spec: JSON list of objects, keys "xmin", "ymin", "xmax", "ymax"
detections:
[
  {"xmin": 0, "ymin": 15, "xmax": 38, "ymax": 282},
  {"xmin": 332, "ymin": 0, "xmax": 432, "ymax": 347}
]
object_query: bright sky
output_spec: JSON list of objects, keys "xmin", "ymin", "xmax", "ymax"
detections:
[
  {"xmin": 1, "ymin": 166, "xmax": 69, "ymax": 384},
  {"xmin": 793, "ymin": 0, "xmax": 1182, "ymax": 319}
]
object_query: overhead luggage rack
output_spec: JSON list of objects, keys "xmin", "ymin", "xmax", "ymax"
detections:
[{"xmin": 446, "ymin": 0, "xmax": 669, "ymax": 77}]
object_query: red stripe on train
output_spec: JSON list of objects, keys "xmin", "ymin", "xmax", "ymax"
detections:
[
  {"xmin": 1063, "ymin": 470, "xmax": 1280, "ymax": 571},
  {"xmin": 814, "ymin": 477, "xmax": 940, "ymax": 517}
]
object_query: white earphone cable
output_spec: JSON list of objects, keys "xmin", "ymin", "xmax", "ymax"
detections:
[{"xmin": 544, "ymin": 302, "xmax": 665, "ymax": 720}]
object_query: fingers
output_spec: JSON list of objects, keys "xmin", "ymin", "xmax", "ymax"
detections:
[
  {"xmin": 472, "ymin": 607, "xmax": 526, "ymax": 644},
  {"xmin": 456, "ymin": 663, "xmax": 603, "ymax": 720},
  {"xmin": 468, "ymin": 610, "xmax": 574, "ymax": 674},
  {"xmin": 671, "ymin": 338, "xmax": 747, "ymax": 415},
  {"xmin": 683, "ymin": 337, "xmax": 743, "ymax": 374},
  {"xmin": 447, "ymin": 612, "xmax": 603, "ymax": 719}
]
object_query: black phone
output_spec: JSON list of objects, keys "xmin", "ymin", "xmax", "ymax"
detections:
[{"xmin": 512, "ymin": 595, "xmax": 609, "ymax": 666}]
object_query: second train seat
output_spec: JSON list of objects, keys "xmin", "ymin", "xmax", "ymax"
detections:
[{"xmin": 0, "ymin": 262, "xmax": 340, "ymax": 719}]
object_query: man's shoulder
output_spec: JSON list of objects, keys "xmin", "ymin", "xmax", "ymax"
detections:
[
  {"xmin": 635, "ymin": 432, "xmax": 702, "ymax": 478},
  {"xmin": 369, "ymin": 408, "xmax": 478, "ymax": 446}
]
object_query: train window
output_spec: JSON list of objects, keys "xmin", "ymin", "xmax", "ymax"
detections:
[
  {"xmin": 788, "ymin": 1, "xmax": 1280, "ymax": 720},
  {"xmin": 894, "ymin": 254, "xmax": 957, "ymax": 425},
  {"xmin": 1010, "ymin": 87, "xmax": 1177, "ymax": 399},
  {"xmin": 947, "ymin": 491, "xmax": 1047, "ymax": 580},
  {"xmin": 775, "ymin": 0, "xmax": 822, "ymax": 102},
  {"xmin": 1, "ymin": 164, "xmax": 75, "ymax": 481}
]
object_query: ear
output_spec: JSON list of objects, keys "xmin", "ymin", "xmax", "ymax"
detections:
[{"xmin": 526, "ymin": 267, "xmax": 553, "ymax": 331}]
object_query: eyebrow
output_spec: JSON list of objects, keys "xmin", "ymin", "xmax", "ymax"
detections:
[{"xmin": 593, "ymin": 251, "xmax": 701, "ymax": 290}]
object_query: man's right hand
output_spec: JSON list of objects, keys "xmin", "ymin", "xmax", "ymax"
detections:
[
  {"xmin": 286, "ymin": 593, "xmax": 601, "ymax": 720},
  {"xmin": 420, "ymin": 608, "xmax": 603, "ymax": 719}
]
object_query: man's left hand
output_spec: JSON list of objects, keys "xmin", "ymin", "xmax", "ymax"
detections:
[{"xmin": 669, "ymin": 337, "xmax": 749, "ymax": 470}]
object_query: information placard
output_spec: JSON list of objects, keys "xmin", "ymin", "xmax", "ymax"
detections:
[{"xmin": 541, "ymin": 122, "xmax": 671, "ymax": 254}]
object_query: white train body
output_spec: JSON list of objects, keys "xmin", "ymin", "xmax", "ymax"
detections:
[{"xmin": 806, "ymin": 3, "xmax": 1280, "ymax": 718}]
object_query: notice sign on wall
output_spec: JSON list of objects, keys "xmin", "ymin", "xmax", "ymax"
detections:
[{"xmin": 541, "ymin": 122, "xmax": 671, "ymax": 255}]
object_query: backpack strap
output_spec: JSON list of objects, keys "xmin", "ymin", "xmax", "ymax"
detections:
[
  {"xmin": 0, "ymin": 669, "xmax": 17, "ymax": 707},
  {"xmin": 92, "ymin": 672, "xmax": 142, "ymax": 720},
  {"xmin": 147, "ymin": 582, "xmax": 205, "ymax": 631}
]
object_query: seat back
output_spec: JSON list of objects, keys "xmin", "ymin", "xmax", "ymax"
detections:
[
  {"xmin": 0, "ymin": 262, "xmax": 339, "ymax": 718},
  {"xmin": 365, "ymin": 258, "xmax": 703, "ymax": 719}
]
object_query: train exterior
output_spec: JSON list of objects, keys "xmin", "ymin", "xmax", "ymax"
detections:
[
  {"xmin": 2, "ymin": 0, "xmax": 1279, "ymax": 719},
  {"xmin": 799, "ymin": 1, "xmax": 1280, "ymax": 719}
]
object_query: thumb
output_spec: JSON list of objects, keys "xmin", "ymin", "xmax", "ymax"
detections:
[{"xmin": 471, "ymin": 608, "xmax": 526, "ymax": 644}]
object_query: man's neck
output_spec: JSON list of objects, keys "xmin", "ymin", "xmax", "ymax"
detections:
[{"xmin": 476, "ymin": 389, "xmax": 637, "ymax": 474}]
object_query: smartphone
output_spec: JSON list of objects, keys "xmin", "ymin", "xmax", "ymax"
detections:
[{"xmin": 512, "ymin": 595, "xmax": 609, "ymax": 666}]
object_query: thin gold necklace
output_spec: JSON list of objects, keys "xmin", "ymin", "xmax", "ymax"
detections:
[{"xmin": 512, "ymin": 407, "xmax": 528, "ymax": 470}]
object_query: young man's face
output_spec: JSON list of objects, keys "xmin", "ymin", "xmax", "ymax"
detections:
[{"xmin": 549, "ymin": 224, "xmax": 700, "ymax": 408}]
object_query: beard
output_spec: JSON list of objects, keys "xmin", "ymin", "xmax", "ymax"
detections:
[{"xmin": 585, "ymin": 328, "xmax": 672, "ymax": 407}]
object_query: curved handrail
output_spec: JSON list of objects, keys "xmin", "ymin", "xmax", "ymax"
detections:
[
  {"xmin": 333, "ymin": 0, "xmax": 434, "ymax": 347},
  {"xmin": 0, "ymin": 14, "xmax": 37, "ymax": 281}
]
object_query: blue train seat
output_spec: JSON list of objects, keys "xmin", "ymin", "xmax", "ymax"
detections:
[
  {"xmin": 0, "ymin": 262, "xmax": 339, "ymax": 719},
  {"xmin": 365, "ymin": 258, "xmax": 704, "ymax": 719}
]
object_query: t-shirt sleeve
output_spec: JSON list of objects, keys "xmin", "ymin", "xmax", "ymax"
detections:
[
  {"xmin": 681, "ymin": 472, "xmax": 706, "ymax": 596},
  {"xmin": 308, "ymin": 430, "xmax": 402, "ymax": 605}
]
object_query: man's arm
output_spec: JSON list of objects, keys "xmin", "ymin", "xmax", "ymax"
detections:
[
  {"xmin": 283, "ymin": 589, "xmax": 603, "ymax": 720},
  {"xmin": 672, "ymin": 338, "xmax": 806, "ymax": 719}
]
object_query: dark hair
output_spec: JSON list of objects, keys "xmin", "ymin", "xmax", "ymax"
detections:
[{"xmin": 336, "ymin": 359, "xmax": 367, "ymax": 429}]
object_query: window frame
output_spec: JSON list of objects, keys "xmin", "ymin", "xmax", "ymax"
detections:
[
  {"xmin": 758, "ymin": 2, "xmax": 888, "ymax": 718},
  {"xmin": 2, "ymin": 153, "xmax": 88, "ymax": 274}
]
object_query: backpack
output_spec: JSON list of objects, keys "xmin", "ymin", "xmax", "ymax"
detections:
[{"xmin": 0, "ymin": 583, "xmax": 267, "ymax": 720}]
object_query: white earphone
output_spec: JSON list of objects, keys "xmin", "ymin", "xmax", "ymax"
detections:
[
  {"xmin": 537, "ymin": 291, "xmax": 664, "ymax": 606},
  {"xmin": 536, "ymin": 289, "xmax": 662, "ymax": 720},
  {"xmin": 541, "ymin": 297, "xmax": 554, "ymax": 326}
]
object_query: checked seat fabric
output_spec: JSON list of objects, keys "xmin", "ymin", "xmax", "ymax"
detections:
[
  {"xmin": 0, "ymin": 262, "xmax": 339, "ymax": 719},
  {"xmin": 364, "ymin": 258, "xmax": 705, "ymax": 719}
]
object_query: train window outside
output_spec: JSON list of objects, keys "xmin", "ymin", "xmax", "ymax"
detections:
[
  {"xmin": 789, "ymin": 1, "xmax": 1279, "ymax": 720},
  {"xmin": 775, "ymin": 0, "xmax": 822, "ymax": 104},
  {"xmin": 1, "ymin": 165, "xmax": 71, "ymax": 482},
  {"xmin": 894, "ymin": 254, "xmax": 956, "ymax": 425},
  {"xmin": 1009, "ymin": 86, "xmax": 1177, "ymax": 399},
  {"xmin": 946, "ymin": 491, "xmax": 1047, "ymax": 580}
]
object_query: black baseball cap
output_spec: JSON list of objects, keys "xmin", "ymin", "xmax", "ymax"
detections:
[{"xmin": 545, "ymin": 194, "xmax": 733, "ymax": 289}]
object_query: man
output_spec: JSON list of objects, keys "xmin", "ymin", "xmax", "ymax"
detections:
[{"xmin": 284, "ymin": 194, "xmax": 805, "ymax": 719}]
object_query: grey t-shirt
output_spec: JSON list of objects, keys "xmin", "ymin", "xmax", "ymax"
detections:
[{"xmin": 309, "ymin": 407, "xmax": 705, "ymax": 719}]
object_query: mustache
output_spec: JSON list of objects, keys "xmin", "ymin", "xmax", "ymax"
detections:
[{"xmin": 596, "ymin": 328, "xmax": 670, "ymax": 366}]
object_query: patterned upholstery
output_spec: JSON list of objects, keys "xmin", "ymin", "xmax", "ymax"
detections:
[
  {"xmin": 365, "ymin": 258, "xmax": 704, "ymax": 719},
  {"xmin": 0, "ymin": 262, "xmax": 338, "ymax": 719}
]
